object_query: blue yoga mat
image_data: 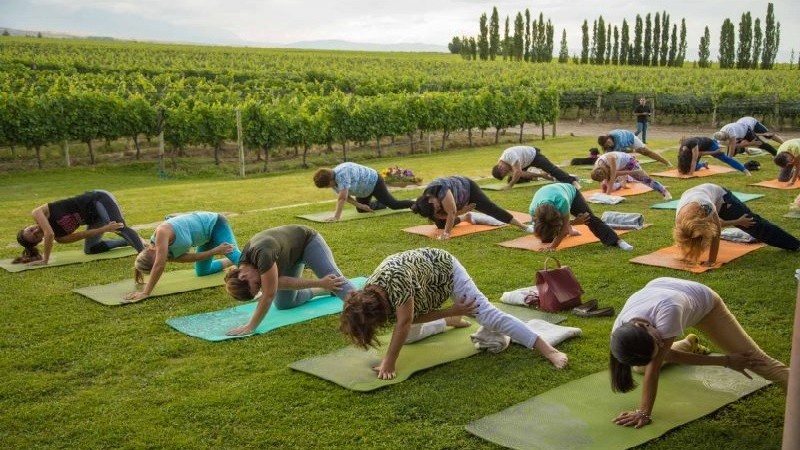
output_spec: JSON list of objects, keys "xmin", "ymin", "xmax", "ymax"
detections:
[
  {"xmin": 650, "ymin": 191, "xmax": 764, "ymax": 209},
  {"xmin": 166, "ymin": 277, "xmax": 367, "ymax": 341}
]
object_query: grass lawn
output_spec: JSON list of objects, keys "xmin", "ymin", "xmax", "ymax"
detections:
[{"xmin": 0, "ymin": 136, "xmax": 794, "ymax": 449}]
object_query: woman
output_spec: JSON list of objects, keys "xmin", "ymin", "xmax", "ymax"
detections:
[
  {"xmin": 609, "ymin": 277, "xmax": 788, "ymax": 429},
  {"xmin": 340, "ymin": 247, "xmax": 568, "ymax": 380},
  {"xmin": 411, "ymin": 175, "xmax": 530, "ymax": 240},
  {"xmin": 14, "ymin": 190, "xmax": 145, "ymax": 265},
  {"xmin": 124, "ymin": 212, "xmax": 241, "ymax": 302},
  {"xmin": 773, "ymin": 138, "xmax": 800, "ymax": 187},
  {"xmin": 673, "ymin": 183, "xmax": 800, "ymax": 264},
  {"xmin": 491, "ymin": 145, "xmax": 580, "ymax": 190},
  {"xmin": 590, "ymin": 151, "xmax": 672, "ymax": 200},
  {"xmin": 677, "ymin": 136, "xmax": 751, "ymax": 176},
  {"xmin": 597, "ymin": 130, "xmax": 672, "ymax": 167},
  {"xmin": 225, "ymin": 225, "xmax": 354, "ymax": 336},
  {"xmin": 713, "ymin": 119, "xmax": 778, "ymax": 158},
  {"xmin": 313, "ymin": 162, "xmax": 413, "ymax": 222},
  {"xmin": 529, "ymin": 182, "xmax": 632, "ymax": 252}
]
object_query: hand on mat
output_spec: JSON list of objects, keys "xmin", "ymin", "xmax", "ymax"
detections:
[
  {"xmin": 320, "ymin": 274, "xmax": 347, "ymax": 292},
  {"xmin": 324, "ymin": 216, "xmax": 340, "ymax": 222},
  {"xmin": 613, "ymin": 410, "xmax": 652, "ymax": 428},
  {"xmin": 355, "ymin": 203, "xmax": 373, "ymax": 213},
  {"xmin": 437, "ymin": 232, "xmax": 451, "ymax": 241},
  {"xmin": 537, "ymin": 244, "xmax": 557, "ymax": 252},
  {"xmin": 372, "ymin": 359, "xmax": 397, "ymax": 380},
  {"xmin": 227, "ymin": 324, "xmax": 254, "ymax": 336},
  {"xmin": 103, "ymin": 221, "xmax": 124, "ymax": 232},
  {"xmin": 123, "ymin": 291, "xmax": 149, "ymax": 303},
  {"xmin": 726, "ymin": 351, "xmax": 762, "ymax": 379},
  {"xmin": 26, "ymin": 259, "xmax": 48, "ymax": 266},
  {"xmin": 213, "ymin": 243, "xmax": 235, "ymax": 255},
  {"xmin": 734, "ymin": 214, "xmax": 755, "ymax": 228},
  {"xmin": 571, "ymin": 213, "xmax": 590, "ymax": 226}
]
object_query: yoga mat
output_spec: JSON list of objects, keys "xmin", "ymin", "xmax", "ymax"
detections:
[
  {"xmin": 289, "ymin": 304, "xmax": 566, "ymax": 391},
  {"xmin": 403, "ymin": 210, "xmax": 530, "ymax": 239},
  {"xmin": 480, "ymin": 180, "xmax": 552, "ymax": 191},
  {"xmin": 498, "ymin": 225, "xmax": 648, "ymax": 252},
  {"xmin": 73, "ymin": 269, "xmax": 227, "ymax": 306},
  {"xmin": 297, "ymin": 207, "xmax": 409, "ymax": 223},
  {"xmin": 465, "ymin": 364, "xmax": 770, "ymax": 450},
  {"xmin": 650, "ymin": 191, "xmax": 765, "ymax": 209},
  {"xmin": 629, "ymin": 241, "xmax": 766, "ymax": 273},
  {"xmin": 0, "ymin": 247, "xmax": 137, "ymax": 273},
  {"xmin": 653, "ymin": 165, "xmax": 736, "ymax": 178},
  {"xmin": 750, "ymin": 178, "xmax": 800, "ymax": 190},
  {"xmin": 784, "ymin": 209, "xmax": 800, "ymax": 219},
  {"xmin": 582, "ymin": 182, "xmax": 654, "ymax": 197},
  {"xmin": 166, "ymin": 277, "xmax": 368, "ymax": 341}
]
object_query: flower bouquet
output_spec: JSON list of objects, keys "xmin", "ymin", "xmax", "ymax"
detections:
[{"xmin": 381, "ymin": 166, "xmax": 422, "ymax": 187}]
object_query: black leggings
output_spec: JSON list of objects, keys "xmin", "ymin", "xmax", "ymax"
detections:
[
  {"xmin": 570, "ymin": 191, "xmax": 620, "ymax": 246},
  {"xmin": 525, "ymin": 151, "xmax": 576, "ymax": 183},
  {"xmin": 434, "ymin": 179, "xmax": 512, "ymax": 229},
  {"xmin": 85, "ymin": 190, "xmax": 145, "ymax": 254},
  {"xmin": 719, "ymin": 190, "xmax": 800, "ymax": 251},
  {"xmin": 355, "ymin": 177, "xmax": 413, "ymax": 211}
]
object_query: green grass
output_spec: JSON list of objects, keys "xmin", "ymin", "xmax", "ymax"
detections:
[{"xmin": 0, "ymin": 137, "xmax": 794, "ymax": 449}]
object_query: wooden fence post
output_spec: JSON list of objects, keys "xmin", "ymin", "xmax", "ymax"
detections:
[
  {"xmin": 775, "ymin": 93, "xmax": 782, "ymax": 131},
  {"xmin": 595, "ymin": 91, "xmax": 602, "ymax": 121},
  {"xmin": 62, "ymin": 140, "xmax": 70, "ymax": 167},
  {"xmin": 552, "ymin": 120, "xmax": 557, "ymax": 138},
  {"xmin": 236, "ymin": 109, "xmax": 245, "ymax": 177}
]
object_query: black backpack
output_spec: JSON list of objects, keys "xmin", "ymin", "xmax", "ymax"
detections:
[{"xmin": 744, "ymin": 160, "xmax": 761, "ymax": 171}]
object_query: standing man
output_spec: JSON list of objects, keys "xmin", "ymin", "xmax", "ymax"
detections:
[{"xmin": 633, "ymin": 97, "xmax": 651, "ymax": 144}]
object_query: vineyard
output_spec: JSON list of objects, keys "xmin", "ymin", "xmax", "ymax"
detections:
[{"xmin": 1, "ymin": 37, "xmax": 798, "ymax": 171}]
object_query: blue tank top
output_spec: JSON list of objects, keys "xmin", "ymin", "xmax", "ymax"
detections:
[{"xmin": 152, "ymin": 212, "xmax": 219, "ymax": 258}]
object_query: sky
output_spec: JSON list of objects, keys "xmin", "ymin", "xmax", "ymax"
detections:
[{"xmin": 1, "ymin": 0, "xmax": 798, "ymax": 60}]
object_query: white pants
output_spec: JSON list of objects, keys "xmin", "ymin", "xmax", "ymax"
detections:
[
  {"xmin": 405, "ymin": 319, "xmax": 447, "ymax": 344},
  {"xmin": 451, "ymin": 257, "xmax": 539, "ymax": 348}
]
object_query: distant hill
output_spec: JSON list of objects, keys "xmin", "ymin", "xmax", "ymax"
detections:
[
  {"xmin": 280, "ymin": 39, "xmax": 448, "ymax": 53},
  {"xmin": 0, "ymin": 27, "xmax": 108, "ymax": 40}
]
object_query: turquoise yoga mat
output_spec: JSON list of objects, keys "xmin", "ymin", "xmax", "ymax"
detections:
[
  {"xmin": 0, "ymin": 247, "xmax": 137, "ymax": 273},
  {"xmin": 297, "ymin": 208, "xmax": 409, "ymax": 222},
  {"xmin": 650, "ymin": 191, "xmax": 764, "ymax": 209},
  {"xmin": 289, "ymin": 304, "xmax": 566, "ymax": 391},
  {"xmin": 166, "ymin": 277, "xmax": 368, "ymax": 341},
  {"xmin": 466, "ymin": 364, "xmax": 771, "ymax": 450}
]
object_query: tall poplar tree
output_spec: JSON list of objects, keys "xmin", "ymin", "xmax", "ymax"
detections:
[
  {"xmin": 736, "ymin": 12, "xmax": 752, "ymax": 68},
  {"xmin": 478, "ymin": 13, "xmax": 489, "ymax": 60},
  {"xmin": 643, "ymin": 13, "xmax": 652, "ymax": 66},
  {"xmin": 536, "ymin": 13, "xmax": 547, "ymax": 62},
  {"xmin": 581, "ymin": 20, "xmax": 589, "ymax": 64},
  {"xmin": 652, "ymin": 12, "xmax": 661, "ymax": 66},
  {"xmin": 524, "ymin": 9, "xmax": 531, "ymax": 61},
  {"xmin": 489, "ymin": 7, "xmax": 500, "ymax": 60},
  {"xmin": 698, "ymin": 26, "xmax": 711, "ymax": 68},
  {"xmin": 677, "ymin": 18, "xmax": 687, "ymax": 66},
  {"xmin": 761, "ymin": 3, "xmax": 777, "ymax": 69},
  {"xmin": 668, "ymin": 24, "xmax": 677, "ymax": 66},
  {"xmin": 503, "ymin": 16, "xmax": 511, "ymax": 60},
  {"xmin": 612, "ymin": 25, "xmax": 619, "ymax": 65},
  {"xmin": 513, "ymin": 12, "xmax": 524, "ymax": 61},
  {"xmin": 558, "ymin": 29, "xmax": 569, "ymax": 63},
  {"xmin": 545, "ymin": 19, "xmax": 555, "ymax": 62},
  {"xmin": 660, "ymin": 13, "xmax": 670, "ymax": 65},
  {"xmin": 751, "ymin": 18, "xmax": 762, "ymax": 69},
  {"xmin": 605, "ymin": 24, "xmax": 611, "ymax": 64},
  {"xmin": 620, "ymin": 19, "xmax": 629, "ymax": 65},
  {"xmin": 596, "ymin": 16, "xmax": 606, "ymax": 65},
  {"xmin": 719, "ymin": 18, "xmax": 735, "ymax": 69},
  {"xmin": 632, "ymin": 15, "xmax": 643, "ymax": 65}
]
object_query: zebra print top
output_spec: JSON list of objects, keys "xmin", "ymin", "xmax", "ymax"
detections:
[{"xmin": 366, "ymin": 247, "xmax": 454, "ymax": 317}]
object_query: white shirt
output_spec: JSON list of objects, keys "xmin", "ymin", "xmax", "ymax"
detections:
[
  {"xmin": 720, "ymin": 122, "xmax": 749, "ymax": 139},
  {"xmin": 499, "ymin": 146, "xmax": 538, "ymax": 168},
  {"xmin": 676, "ymin": 183, "xmax": 726, "ymax": 219},
  {"xmin": 613, "ymin": 277, "xmax": 716, "ymax": 339},
  {"xmin": 736, "ymin": 116, "xmax": 758, "ymax": 130},
  {"xmin": 597, "ymin": 151, "xmax": 635, "ymax": 170}
]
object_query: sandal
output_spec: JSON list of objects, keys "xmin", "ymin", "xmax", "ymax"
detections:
[
  {"xmin": 574, "ymin": 306, "xmax": 615, "ymax": 318},
  {"xmin": 572, "ymin": 299, "xmax": 598, "ymax": 315}
]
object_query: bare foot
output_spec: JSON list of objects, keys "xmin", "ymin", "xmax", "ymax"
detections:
[
  {"xmin": 445, "ymin": 316, "xmax": 471, "ymax": 328},
  {"xmin": 543, "ymin": 349, "xmax": 569, "ymax": 369},
  {"xmin": 568, "ymin": 226, "xmax": 582, "ymax": 236}
]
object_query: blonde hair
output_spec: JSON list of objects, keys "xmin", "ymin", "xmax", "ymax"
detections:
[
  {"xmin": 673, "ymin": 203, "xmax": 717, "ymax": 262},
  {"xmin": 224, "ymin": 266, "xmax": 253, "ymax": 301},
  {"xmin": 533, "ymin": 203, "xmax": 563, "ymax": 243},
  {"xmin": 590, "ymin": 165, "xmax": 609, "ymax": 182},
  {"xmin": 713, "ymin": 131, "xmax": 729, "ymax": 141},
  {"xmin": 133, "ymin": 247, "xmax": 156, "ymax": 285}
]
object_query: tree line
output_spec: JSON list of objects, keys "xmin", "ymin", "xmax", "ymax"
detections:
[{"xmin": 450, "ymin": 3, "xmax": 783, "ymax": 69}]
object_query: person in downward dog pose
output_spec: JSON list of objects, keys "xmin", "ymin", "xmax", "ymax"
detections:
[
  {"xmin": 598, "ymin": 129, "xmax": 672, "ymax": 167},
  {"xmin": 590, "ymin": 151, "xmax": 672, "ymax": 200},
  {"xmin": 676, "ymin": 136, "xmax": 751, "ymax": 176},
  {"xmin": 491, "ymin": 145, "xmax": 580, "ymax": 190}
]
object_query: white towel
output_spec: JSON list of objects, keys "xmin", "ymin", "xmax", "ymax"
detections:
[
  {"xmin": 471, "ymin": 319, "xmax": 582, "ymax": 353},
  {"xmin": 587, "ymin": 193, "xmax": 625, "ymax": 204},
  {"xmin": 721, "ymin": 227, "xmax": 757, "ymax": 243},
  {"xmin": 601, "ymin": 211, "xmax": 645, "ymax": 229},
  {"xmin": 500, "ymin": 286, "xmax": 539, "ymax": 306},
  {"xmin": 465, "ymin": 211, "xmax": 506, "ymax": 227}
]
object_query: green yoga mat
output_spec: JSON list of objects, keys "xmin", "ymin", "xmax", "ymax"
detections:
[
  {"xmin": 297, "ymin": 208, "xmax": 409, "ymax": 222},
  {"xmin": 784, "ymin": 209, "xmax": 800, "ymax": 218},
  {"xmin": 0, "ymin": 247, "xmax": 137, "ymax": 273},
  {"xmin": 289, "ymin": 304, "xmax": 565, "ymax": 391},
  {"xmin": 465, "ymin": 364, "xmax": 770, "ymax": 450},
  {"xmin": 73, "ymin": 269, "xmax": 226, "ymax": 306},
  {"xmin": 166, "ymin": 277, "xmax": 368, "ymax": 341},
  {"xmin": 650, "ymin": 192, "xmax": 764, "ymax": 209},
  {"xmin": 480, "ymin": 180, "xmax": 552, "ymax": 191}
]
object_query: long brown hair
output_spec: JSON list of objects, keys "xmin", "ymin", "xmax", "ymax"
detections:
[
  {"xmin": 674, "ymin": 203, "xmax": 717, "ymax": 262},
  {"xmin": 339, "ymin": 286, "xmax": 392, "ymax": 349},
  {"xmin": 13, "ymin": 229, "xmax": 42, "ymax": 264},
  {"xmin": 533, "ymin": 203, "xmax": 563, "ymax": 244},
  {"xmin": 224, "ymin": 266, "xmax": 253, "ymax": 301}
]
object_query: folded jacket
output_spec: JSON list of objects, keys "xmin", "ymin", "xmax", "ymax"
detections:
[
  {"xmin": 471, "ymin": 319, "xmax": 582, "ymax": 353},
  {"xmin": 587, "ymin": 193, "xmax": 625, "ymax": 205},
  {"xmin": 601, "ymin": 211, "xmax": 645, "ymax": 229},
  {"xmin": 500, "ymin": 286, "xmax": 539, "ymax": 306},
  {"xmin": 465, "ymin": 211, "xmax": 507, "ymax": 227},
  {"xmin": 720, "ymin": 227, "xmax": 758, "ymax": 243},
  {"xmin": 470, "ymin": 326, "xmax": 511, "ymax": 353}
]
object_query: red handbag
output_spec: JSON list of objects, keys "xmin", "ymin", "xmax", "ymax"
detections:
[{"xmin": 535, "ymin": 257, "xmax": 584, "ymax": 312}]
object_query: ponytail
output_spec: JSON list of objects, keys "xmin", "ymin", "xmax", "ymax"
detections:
[
  {"xmin": 609, "ymin": 322, "xmax": 655, "ymax": 393},
  {"xmin": 609, "ymin": 352, "xmax": 635, "ymax": 393},
  {"xmin": 13, "ymin": 229, "xmax": 42, "ymax": 264}
]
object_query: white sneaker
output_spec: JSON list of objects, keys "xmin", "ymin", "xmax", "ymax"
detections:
[
  {"xmin": 525, "ymin": 224, "xmax": 535, "ymax": 234},
  {"xmin": 617, "ymin": 240, "xmax": 633, "ymax": 251}
]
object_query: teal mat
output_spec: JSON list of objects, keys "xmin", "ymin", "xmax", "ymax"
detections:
[
  {"xmin": 297, "ymin": 208, "xmax": 409, "ymax": 222},
  {"xmin": 0, "ymin": 247, "xmax": 137, "ymax": 273},
  {"xmin": 651, "ymin": 191, "xmax": 764, "ymax": 209},
  {"xmin": 167, "ymin": 277, "xmax": 367, "ymax": 341},
  {"xmin": 466, "ymin": 364, "xmax": 770, "ymax": 450},
  {"xmin": 289, "ymin": 304, "xmax": 566, "ymax": 391}
]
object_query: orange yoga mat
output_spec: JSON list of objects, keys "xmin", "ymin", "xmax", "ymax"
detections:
[
  {"xmin": 497, "ymin": 224, "xmax": 648, "ymax": 251},
  {"xmin": 652, "ymin": 165, "xmax": 735, "ymax": 178},
  {"xmin": 403, "ymin": 210, "xmax": 530, "ymax": 239},
  {"xmin": 582, "ymin": 181, "xmax": 654, "ymax": 197},
  {"xmin": 629, "ymin": 241, "xmax": 766, "ymax": 273},
  {"xmin": 750, "ymin": 178, "xmax": 800, "ymax": 190}
]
